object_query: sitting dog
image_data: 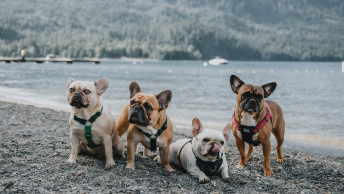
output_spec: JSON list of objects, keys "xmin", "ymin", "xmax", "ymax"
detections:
[
  {"xmin": 66, "ymin": 78, "xmax": 124, "ymax": 168},
  {"xmin": 116, "ymin": 82, "xmax": 174, "ymax": 172},
  {"xmin": 168, "ymin": 118, "xmax": 231, "ymax": 183},
  {"xmin": 229, "ymin": 75, "xmax": 285, "ymax": 176}
]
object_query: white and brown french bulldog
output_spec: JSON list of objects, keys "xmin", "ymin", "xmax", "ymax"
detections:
[
  {"xmin": 116, "ymin": 82, "xmax": 174, "ymax": 172},
  {"xmin": 168, "ymin": 118, "xmax": 231, "ymax": 183},
  {"xmin": 66, "ymin": 78, "xmax": 124, "ymax": 168},
  {"xmin": 230, "ymin": 75, "xmax": 285, "ymax": 176}
]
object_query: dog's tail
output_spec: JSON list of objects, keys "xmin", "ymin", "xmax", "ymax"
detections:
[{"xmin": 116, "ymin": 103, "xmax": 130, "ymax": 137}]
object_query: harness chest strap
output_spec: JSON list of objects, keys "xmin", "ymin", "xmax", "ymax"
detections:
[
  {"xmin": 73, "ymin": 106, "xmax": 103, "ymax": 148},
  {"xmin": 232, "ymin": 107, "xmax": 272, "ymax": 133},
  {"xmin": 232, "ymin": 107, "xmax": 272, "ymax": 146},
  {"xmin": 138, "ymin": 116, "xmax": 168, "ymax": 151}
]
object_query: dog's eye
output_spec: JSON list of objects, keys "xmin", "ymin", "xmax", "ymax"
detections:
[
  {"xmin": 144, "ymin": 102, "xmax": 153, "ymax": 111},
  {"xmin": 203, "ymin": 138, "xmax": 210, "ymax": 142},
  {"xmin": 220, "ymin": 141, "xmax": 224, "ymax": 145},
  {"xmin": 242, "ymin": 92, "xmax": 250, "ymax": 99},
  {"xmin": 69, "ymin": 88, "xmax": 75, "ymax": 93},
  {"xmin": 83, "ymin": 89, "xmax": 91, "ymax": 94},
  {"xmin": 256, "ymin": 94, "xmax": 263, "ymax": 101}
]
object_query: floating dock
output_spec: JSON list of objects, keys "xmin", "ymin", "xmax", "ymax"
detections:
[{"xmin": 0, "ymin": 57, "xmax": 100, "ymax": 64}]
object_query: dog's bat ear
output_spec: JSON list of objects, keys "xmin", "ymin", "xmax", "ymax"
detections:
[
  {"xmin": 156, "ymin": 90, "xmax": 172, "ymax": 111},
  {"xmin": 192, "ymin": 118, "xmax": 203, "ymax": 136},
  {"xmin": 129, "ymin": 82, "xmax": 141, "ymax": 98},
  {"xmin": 222, "ymin": 124, "xmax": 232, "ymax": 141},
  {"xmin": 67, "ymin": 78, "xmax": 74, "ymax": 88},
  {"xmin": 261, "ymin": 82, "xmax": 277, "ymax": 98},
  {"xmin": 230, "ymin": 75, "xmax": 244, "ymax": 94},
  {"xmin": 95, "ymin": 78, "xmax": 109, "ymax": 95}
]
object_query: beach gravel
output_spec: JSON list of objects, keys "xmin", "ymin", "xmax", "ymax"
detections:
[{"xmin": 0, "ymin": 102, "xmax": 343, "ymax": 193}]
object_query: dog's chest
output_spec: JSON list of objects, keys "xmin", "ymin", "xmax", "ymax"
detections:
[
  {"xmin": 238, "ymin": 112, "xmax": 259, "ymax": 142},
  {"xmin": 240, "ymin": 112, "xmax": 256, "ymax": 126}
]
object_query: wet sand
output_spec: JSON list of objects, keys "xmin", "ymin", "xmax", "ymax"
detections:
[{"xmin": 0, "ymin": 101, "xmax": 343, "ymax": 193}]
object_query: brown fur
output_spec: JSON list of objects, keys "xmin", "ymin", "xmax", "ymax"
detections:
[
  {"xmin": 116, "ymin": 85, "xmax": 174, "ymax": 172},
  {"xmin": 230, "ymin": 76, "xmax": 285, "ymax": 176}
]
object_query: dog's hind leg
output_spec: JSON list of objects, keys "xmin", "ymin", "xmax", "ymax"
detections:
[
  {"xmin": 272, "ymin": 118, "xmax": 285, "ymax": 163},
  {"xmin": 245, "ymin": 144, "xmax": 253, "ymax": 162}
]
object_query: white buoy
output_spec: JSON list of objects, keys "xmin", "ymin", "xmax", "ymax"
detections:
[
  {"xmin": 203, "ymin": 62, "xmax": 208, "ymax": 67},
  {"xmin": 342, "ymin": 61, "xmax": 344, "ymax": 73},
  {"xmin": 270, "ymin": 70, "xmax": 274, "ymax": 73},
  {"xmin": 252, "ymin": 70, "xmax": 256, "ymax": 74},
  {"xmin": 237, "ymin": 70, "xmax": 242, "ymax": 73},
  {"xmin": 295, "ymin": 70, "xmax": 298, "ymax": 73},
  {"xmin": 168, "ymin": 70, "xmax": 172, "ymax": 74}
]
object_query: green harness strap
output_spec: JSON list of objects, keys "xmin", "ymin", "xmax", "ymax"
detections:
[{"xmin": 74, "ymin": 106, "xmax": 103, "ymax": 148}]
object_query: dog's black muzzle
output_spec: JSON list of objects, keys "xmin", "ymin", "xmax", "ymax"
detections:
[
  {"xmin": 128, "ymin": 105, "xmax": 149, "ymax": 126},
  {"xmin": 242, "ymin": 98, "xmax": 260, "ymax": 113},
  {"xmin": 70, "ymin": 92, "xmax": 88, "ymax": 109}
]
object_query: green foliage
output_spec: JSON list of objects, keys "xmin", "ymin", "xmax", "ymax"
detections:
[{"xmin": 0, "ymin": 0, "xmax": 343, "ymax": 61}]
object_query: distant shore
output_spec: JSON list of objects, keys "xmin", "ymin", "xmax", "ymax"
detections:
[{"xmin": 0, "ymin": 101, "xmax": 343, "ymax": 193}]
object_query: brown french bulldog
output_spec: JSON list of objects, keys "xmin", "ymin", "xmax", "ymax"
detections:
[
  {"xmin": 116, "ymin": 82, "xmax": 174, "ymax": 172},
  {"xmin": 230, "ymin": 75, "xmax": 285, "ymax": 176}
]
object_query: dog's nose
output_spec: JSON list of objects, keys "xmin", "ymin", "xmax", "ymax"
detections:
[
  {"xmin": 249, "ymin": 98, "xmax": 257, "ymax": 103},
  {"xmin": 74, "ymin": 92, "xmax": 82, "ymax": 97}
]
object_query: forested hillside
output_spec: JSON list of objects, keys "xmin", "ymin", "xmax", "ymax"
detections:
[{"xmin": 0, "ymin": 0, "xmax": 343, "ymax": 61}]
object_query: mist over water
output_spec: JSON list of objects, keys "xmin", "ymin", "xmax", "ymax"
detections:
[{"xmin": 1, "ymin": 60, "xmax": 343, "ymax": 155}]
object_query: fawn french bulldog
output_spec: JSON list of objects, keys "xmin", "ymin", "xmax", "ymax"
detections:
[
  {"xmin": 67, "ymin": 78, "xmax": 123, "ymax": 168},
  {"xmin": 116, "ymin": 82, "xmax": 174, "ymax": 172}
]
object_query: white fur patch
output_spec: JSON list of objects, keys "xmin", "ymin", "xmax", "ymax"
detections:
[{"xmin": 240, "ymin": 112, "xmax": 256, "ymax": 126}]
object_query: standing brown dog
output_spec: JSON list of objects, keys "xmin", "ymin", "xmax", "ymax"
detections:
[
  {"xmin": 116, "ymin": 82, "xmax": 174, "ymax": 172},
  {"xmin": 229, "ymin": 75, "xmax": 285, "ymax": 176}
]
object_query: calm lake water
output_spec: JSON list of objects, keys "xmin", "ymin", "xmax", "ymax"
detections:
[{"xmin": 1, "ymin": 60, "xmax": 343, "ymax": 155}]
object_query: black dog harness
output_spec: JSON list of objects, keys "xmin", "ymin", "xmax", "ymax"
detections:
[
  {"xmin": 232, "ymin": 107, "xmax": 272, "ymax": 146},
  {"xmin": 137, "ymin": 117, "xmax": 168, "ymax": 151},
  {"xmin": 73, "ymin": 106, "xmax": 103, "ymax": 148},
  {"xmin": 177, "ymin": 140, "xmax": 223, "ymax": 176}
]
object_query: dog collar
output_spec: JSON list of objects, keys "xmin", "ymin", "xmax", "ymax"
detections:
[
  {"xmin": 137, "ymin": 116, "xmax": 168, "ymax": 151},
  {"xmin": 73, "ymin": 106, "xmax": 103, "ymax": 148},
  {"xmin": 177, "ymin": 139, "xmax": 223, "ymax": 176},
  {"xmin": 232, "ymin": 107, "xmax": 272, "ymax": 146}
]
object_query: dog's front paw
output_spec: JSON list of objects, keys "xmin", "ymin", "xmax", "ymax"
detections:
[
  {"xmin": 236, "ymin": 164, "xmax": 244, "ymax": 169},
  {"xmin": 105, "ymin": 160, "xmax": 115, "ymax": 169},
  {"xmin": 264, "ymin": 169, "xmax": 273, "ymax": 176},
  {"xmin": 163, "ymin": 165, "xmax": 175, "ymax": 172},
  {"xmin": 67, "ymin": 157, "xmax": 76, "ymax": 164},
  {"xmin": 277, "ymin": 158, "xmax": 285, "ymax": 163},
  {"xmin": 199, "ymin": 176, "xmax": 210, "ymax": 184},
  {"xmin": 126, "ymin": 163, "xmax": 135, "ymax": 171}
]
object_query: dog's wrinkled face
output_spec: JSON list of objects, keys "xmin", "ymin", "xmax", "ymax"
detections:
[
  {"xmin": 192, "ymin": 118, "xmax": 231, "ymax": 161},
  {"xmin": 66, "ymin": 78, "xmax": 109, "ymax": 109},
  {"xmin": 128, "ymin": 82, "xmax": 172, "ymax": 127},
  {"xmin": 230, "ymin": 75, "xmax": 276, "ymax": 114}
]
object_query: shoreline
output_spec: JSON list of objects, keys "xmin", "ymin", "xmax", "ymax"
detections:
[{"xmin": 0, "ymin": 101, "xmax": 343, "ymax": 193}]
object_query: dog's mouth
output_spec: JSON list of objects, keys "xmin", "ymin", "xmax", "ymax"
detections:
[
  {"xmin": 128, "ymin": 105, "xmax": 150, "ymax": 126},
  {"xmin": 203, "ymin": 144, "xmax": 221, "ymax": 159},
  {"xmin": 242, "ymin": 99, "xmax": 260, "ymax": 113},
  {"xmin": 70, "ymin": 95, "xmax": 88, "ymax": 109}
]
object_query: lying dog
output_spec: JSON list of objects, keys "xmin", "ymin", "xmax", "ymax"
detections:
[
  {"xmin": 66, "ymin": 78, "xmax": 123, "ymax": 168},
  {"xmin": 116, "ymin": 82, "xmax": 174, "ymax": 172},
  {"xmin": 168, "ymin": 118, "xmax": 231, "ymax": 183},
  {"xmin": 230, "ymin": 75, "xmax": 285, "ymax": 176}
]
